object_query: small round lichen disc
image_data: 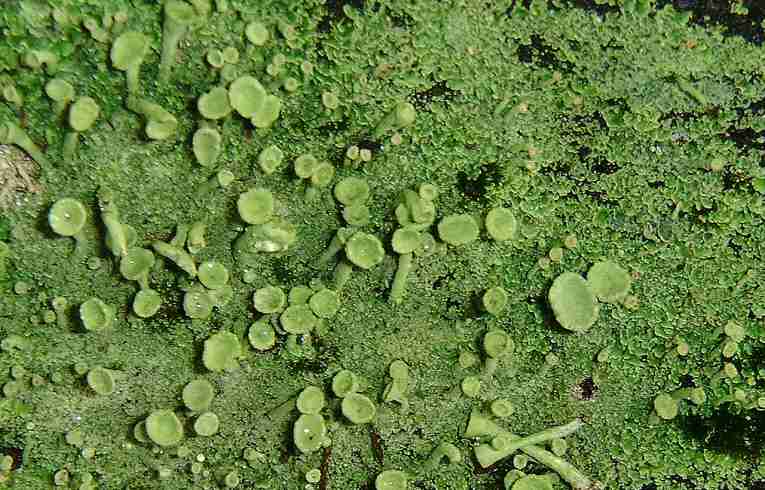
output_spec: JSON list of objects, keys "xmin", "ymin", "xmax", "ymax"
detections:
[
  {"xmin": 49, "ymin": 198, "xmax": 87, "ymax": 237},
  {"xmin": 334, "ymin": 177, "xmax": 370, "ymax": 205},
  {"xmin": 182, "ymin": 379, "xmax": 214, "ymax": 412},
  {"xmin": 198, "ymin": 261, "xmax": 229, "ymax": 290},
  {"xmin": 311, "ymin": 162, "xmax": 335, "ymax": 188},
  {"xmin": 485, "ymin": 207, "xmax": 518, "ymax": 241},
  {"xmin": 229, "ymin": 76, "xmax": 266, "ymax": 118},
  {"xmin": 253, "ymin": 285, "xmax": 286, "ymax": 313},
  {"xmin": 375, "ymin": 469, "xmax": 408, "ymax": 490},
  {"xmin": 654, "ymin": 393, "xmax": 678, "ymax": 420},
  {"xmin": 294, "ymin": 154, "xmax": 318, "ymax": 179},
  {"xmin": 120, "ymin": 247, "xmax": 155, "ymax": 281},
  {"xmin": 482, "ymin": 286, "xmax": 508, "ymax": 315},
  {"xmin": 308, "ymin": 289, "xmax": 340, "ymax": 319},
  {"xmin": 237, "ymin": 188, "xmax": 274, "ymax": 225},
  {"xmin": 341, "ymin": 203, "xmax": 370, "ymax": 226},
  {"xmin": 248, "ymin": 320, "xmax": 276, "ymax": 351},
  {"xmin": 80, "ymin": 298, "xmax": 113, "ymax": 331},
  {"xmin": 193, "ymin": 412, "xmax": 220, "ymax": 436},
  {"xmin": 86, "ymin": 367, "xmax": 115, "ymax": 395},
  {"xmin": 145, "ymin": 409, "xmax": 184, "ymax": 447},
  {"xmin": 192, "ymin": 128, "xmax": 222, "ymax": 167},
  {"xmin": 251, "ymin": 94, "xmax": 282, "ymax": 128},
  {"xmin": 483, "ymin": 330, "xmax": 513, "ymax": 358},
  {"xmin": 511, "ymin": 475, "xmax": 553, "ymax": 490},
  {"xmin": 547, "ymin": 272, "xmax": 599, "ymax": 332},
  {"xmin": 438, "ymin": 214, "xmax": 479, "ymax": 246},
  {"xmin": 69, "ymin": 96, "xmax": 100, "ymax": 132},
  {"xmin": 392, "ymin": 227, "xmax": 421, "ymax": 255},
  {"xmin": 110, "ymin": 31, "xmax": 148, "ymax": 70},
  {"xmin": 296, "ymin": 386, "xmax": 325, "ymax": 414},
  {"xmin": 197, "ymin": 86, "xmax": 232, "ymax": 120},
  {"xmin": 258, "ymin": 145, "xmax": 283, "ymax": 174},
  {"xmin": 293, "ymin": 413, "xmax": 326, "ymax": 453},
  {"xmin": 133, "ymin": 289, "xmax": 162, "ymax": 318},
  {"xmin": 345, "ymin": 232, "xmax": 385, "ymax": 270},
  {"xmin": 341, "ymin": 393, "xmax": 376, "ymax": 424},
  {"xmin": 586, "ymin": 261, "xmax": 632, "ymax": 304},
  {"xmin": 202, "ymin": 331, "xmax": 241, "ymax": 372},
  {"xmin": 332, "ymin": 370, "xmax": 358, "ymax": 398},
  {"xmin": 280, "ymin": 304, "xmax": 318, "ymax": 334},
  {"xmin": 245, "ymin": 21, "xmax": 269, "ymax": 45},
  {"xmin": 183, "ymin": 289, "xmax": 214, "ymax": 319}
]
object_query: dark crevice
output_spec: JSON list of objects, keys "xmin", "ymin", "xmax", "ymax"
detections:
[
  {"xmin": 566, "ymin": 0, "xmax": 620, "ymax": 17},
  {"xmin": 456, "ymin": 163, "xmax": 504, "ymax": 202},
  {"xmin": 680, "ymin": 403, "xmax": 765, "ymax": 457},
  {"xmin": 590, "ymin": 158, "xmax": 619, "ymax": 175},
  {"xmin": 516, "ymin": 34, "xmax": 573, "ymax": 72},
  {"xmin": 576, "ymin": 376, "xmax": 598, "ymax": 400},
  {"xmin": 656, "ymin": 0, "xmax": 765, "ymax": 45},
  {"xmin": 411, "ymin": 79, "xmax": 459, "ymax": 112},
  {"xmin": 722, "ymin": 166, "xmax": 752, "ymax": 191},
  {"xmin": 317, "ymin": 0, "xmax": 364, "ymax": 34}
]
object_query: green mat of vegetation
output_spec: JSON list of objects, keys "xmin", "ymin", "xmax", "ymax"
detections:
[{"xmin": 1, "ymin": 0, "xmax": 765, "ymax": 488}]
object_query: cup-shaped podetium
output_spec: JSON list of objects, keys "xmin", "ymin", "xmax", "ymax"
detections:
[
  {"xmin": 145, "ymin": 409, "xmax": 184, "ymax": 447},
  {"xmin": 182, "ymin": 379, "xmax": 215, "ymax": 412},
  {"xmin": 345, "ymin": 232, "xmax": 385, "ymax": 270},
  {"xmin": 192, "ymin": 127, "xmax": 222, "ymax": 167},
  {"xmin": 296, "ymin": 386, "xmax": 326, "ymax": 415},
  {"xmin": 334, "ymin": 177, "xmax": 370, "ymax": 206},
  {"xmin": 548, "ymin": 272, "xmax": 599, "ymax": 332},
  {"xmin": 229, "ymin": 76, "xmax": 266, "ymax": 118},
  {"xmin": 586, "ymin": 261, "xmax": 632, "ymax": 304},
  {"xmin": 341, "ymin": 393, "xmax": 376, "ymax": 424},
  {"xmin": 49, "ymin": 198, "xmax": 87, "ymax": 238},
  {"xmin": 237, "ymin": 188, "xmax": 274, "ymax": 225},
  {"xmin": 392, "ymin": 227, "xmax": 422, "ymax": 255},
  {"xmin": 198, "ymin": 86, "xmax": 232, "ymax": 120},
  {"xmin": 248, "ymin": 320, "xmax": 276, "ymax": 351},
  {"xmin": 79, "ymin": 298, "xmax": 114, "ymax": 332},
  {"xmin": 253, "ymin": 285, "xmax": 286, "ymax": 314},
  {"xmin": 294, "ymin": 154, "xmax": 318, "ymax": 180},
  {"xmin": 438, "ymin": 214, "xmax": 479, "ymax": 246},
  {"xmin": 193, "ymin": 412, "xmax": 219, "ymax": 436},
  {"xmin": 375, "ymin": 470, "xmax": 408, "ymax": 490},
  {"xmin": 485, "ymin": 207, "xmax": 518, "ymax": 242},
  {"xmin": 86, "ymin": 366, "xmax": 115, "ymax": 395},
  {"xmin": 483, "ymin": 330, "xmax": 514, "ymax": 359},
  {"xmin": 111, "ymin": 31, "xmax": 149, "ymax": 94},
  {"xmin": 198, "ymin": 261, "xmax": 229, "ymax": 290},
  {"xmin": 332, "ymin": 370, "xmax": 359, "ymax": 398},
  {"xmin": 159, "ymin": 0, "xmax": 198, "ymax": 82},
  {"xmin": 280, "ymin": 304, "xmax": 318, "ymax": 334},
  {"xmin": 308, "ymin": 289, "xmax": 340, "ymax": 319},
  {"xmin": 183, "ymin": 288, "xmax": 215, "ymax": 319},
  {"xmin": 482, "ymin": 286, "xmax": 508, "ymax": 316},
  {"xmin": 133, "ymin": 289, "xmax": 162, "ymax": 318},
  {"xmin": 245, "ymin": 21, "xmax": 269, "ymax": 45},
  {"xmin": 202, "ymin": 331, "xmax": 241, "ymax": 372},
  {"xmin": 251, "ymin": 94, "xmax": 282, "ymax": 129},
  {"xmin": 293, "ymin": 413, "xmax": 327, "ymax": 453},
  {"xmin": 120, "ymin": 247, "xmax": 155, "ymax": 288},
  {"xmin": 45, "ymin": 78, "xmax": 75, "ymax": 117},
  {"xmin": 64, "ymin": 96, "xmax": 100, "ymax": 161},
  {"xmin": 258, "ymin": 145, "xmax": 283, "ymax": 174}
]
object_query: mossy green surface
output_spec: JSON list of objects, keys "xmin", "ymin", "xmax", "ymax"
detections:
[{"xmin": 1, "ymin": 0, "xmax": 765, "ymax": 489}]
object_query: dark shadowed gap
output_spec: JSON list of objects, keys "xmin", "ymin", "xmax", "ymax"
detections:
[{"xmin": 317, "ymin": 0, "xmax": 365, "ymax": 33}]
